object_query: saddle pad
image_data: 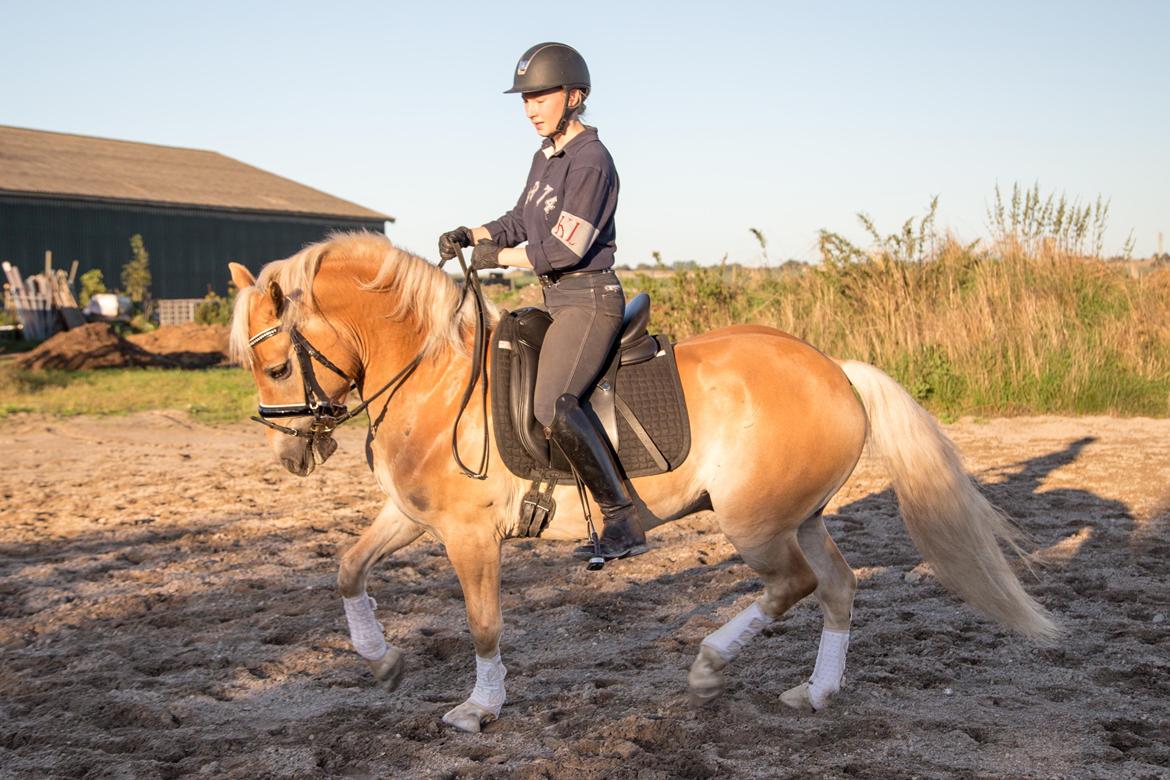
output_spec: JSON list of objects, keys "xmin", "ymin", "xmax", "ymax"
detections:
[{"xmin": 491, "ymin": 321, "xmax": 691, "ymax": 480}]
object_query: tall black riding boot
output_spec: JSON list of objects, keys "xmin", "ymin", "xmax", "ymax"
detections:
[{"xmin": 548, "ymin": 393, "xmax": 649, "ymax": 561}]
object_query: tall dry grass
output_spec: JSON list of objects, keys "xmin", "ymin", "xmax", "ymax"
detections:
[{"xmin": 624, "ymin": 194, "xmax": 1170, "ymax": 418}]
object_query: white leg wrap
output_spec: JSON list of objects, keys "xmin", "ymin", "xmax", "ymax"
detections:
[
  {"xmin": 807, "ymin": 628, "xmax": 850, "ymax": 709},
  {"xmin": 342, "ymin": 594, "xmax": 388, "ymax": 661},
  {"xmin": 468, "ymin": 652, "xmax": 507, "ymax": 715},
  {"xmin": 700, "ymin": 601, "xmax": 773, "ymax": 662}
]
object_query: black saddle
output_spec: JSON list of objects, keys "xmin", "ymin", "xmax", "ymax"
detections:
[{"xmin": 491, "ymin": 292, "xmax": 691, "ymax": 491}]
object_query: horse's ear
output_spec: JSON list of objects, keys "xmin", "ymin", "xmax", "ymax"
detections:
[
  {"xmin": 267, "ymin": 280, "xmax": 285, "ymax": 317},
  {"xmin": 228, "ymin": 262, "xmax": 255, "ymax": 290}
]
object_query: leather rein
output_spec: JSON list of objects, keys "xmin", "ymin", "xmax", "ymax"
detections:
[{"xmin": 247, "ymin": 248, "xmax": 492, "ymax": 480}]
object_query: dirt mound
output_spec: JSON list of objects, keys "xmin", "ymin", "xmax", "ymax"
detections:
[
  {"xmin": 127, "ymin": 323, "xmax": 230, "ymax": 368},
  {"xmin": 15, "ymin": 323, "xmax": 232, "ymax": 371},
  {"xmin": 16, "ymin": 323, "xmax": 167, "ymax": 370}
]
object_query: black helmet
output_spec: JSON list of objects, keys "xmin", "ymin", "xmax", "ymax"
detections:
[{"xmin": 504, "ymin": 42, "xmax": 590, "ymax": 95}]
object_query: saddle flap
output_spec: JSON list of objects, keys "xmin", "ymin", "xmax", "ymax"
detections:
[{"xmin": 510, "ymin": 308, "xmax": 553, "ymax": 464}]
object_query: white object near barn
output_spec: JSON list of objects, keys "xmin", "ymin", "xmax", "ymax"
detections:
[{"xmin": 83, "ymin": 293, "xmax": 131, "ymax": 319}]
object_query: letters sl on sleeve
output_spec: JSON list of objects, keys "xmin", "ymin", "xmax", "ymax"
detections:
[{"xmin": 551, "ymin": 210, "xmax": 601, "ymax": 259}]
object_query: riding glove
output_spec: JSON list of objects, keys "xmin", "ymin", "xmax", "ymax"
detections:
[
  {"xmin": 471, "ymin": 240, "xmax": 503, "ymax": 271},
  {"xmin": 438, "ymin": 226, "xmax": 474, "ymax": 261}
]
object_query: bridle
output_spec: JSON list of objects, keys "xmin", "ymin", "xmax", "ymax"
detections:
[
  {"xmin": 246, "ymin": 248, "xmax": 491, "ymax": 479},
  {"xmin": 248, "ymin": 324, "xmax": 422, "ymax": 442}
]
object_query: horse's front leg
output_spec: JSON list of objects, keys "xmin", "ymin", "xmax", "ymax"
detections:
[
  {"xmin": 337, "ymin": 499, "xmax": 424, "ymax": 691},
  {"xmin": 440, "ymin": 528, "xmax": 506, "ymax": 733}
]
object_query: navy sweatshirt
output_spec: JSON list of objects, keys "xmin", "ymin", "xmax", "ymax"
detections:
[{"xmin": 483, "ymin": 127, "xmax": 619, "ymax": 276}]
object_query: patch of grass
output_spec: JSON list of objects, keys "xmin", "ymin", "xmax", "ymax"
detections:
[
  {"xmin": 483, "ymin": 273, "xmax": 541, "ymax": 310},
  {"xmin": 0, "ymin": 366, "xmax": 257, "ymax": 423}
]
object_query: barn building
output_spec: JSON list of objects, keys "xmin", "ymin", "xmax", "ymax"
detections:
[{"xmin": 0, "ymin": 125, "xmax": 392, "ymax": 302}]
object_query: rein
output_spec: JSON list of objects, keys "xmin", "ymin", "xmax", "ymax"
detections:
[{"xmin": 248, "ymin": 248, "xmax": 491, "ymax": 479}]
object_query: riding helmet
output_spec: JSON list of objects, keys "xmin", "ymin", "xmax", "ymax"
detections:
[{"xmin": 504, "ymin": 42, "xmax": 590, "ymax": 95}]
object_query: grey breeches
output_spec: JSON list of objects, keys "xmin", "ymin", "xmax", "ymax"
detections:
[{"xmin": 533, "ymin": 270, "xmax": 626, "ymax": 428}]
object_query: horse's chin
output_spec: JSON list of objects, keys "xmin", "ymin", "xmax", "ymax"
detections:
[
  {"xmin": 275, "ymin": 434, "xmax": 336, "ymax": 477},
  {"xmin": 281, "ymin": 455, "xmax": 316, "ymax": 477}
]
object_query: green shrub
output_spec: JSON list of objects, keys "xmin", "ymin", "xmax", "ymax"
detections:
[
  {"xmin": 78, "ymin": 268, "xmax": 107, "ymax": 306},
  {"xmin": 121, "ymin": 234, "xmax": 153, "ymax": 319},
  {"xmin": 195, "ymin": 284, "xmax": 237, "ymax": 325}
]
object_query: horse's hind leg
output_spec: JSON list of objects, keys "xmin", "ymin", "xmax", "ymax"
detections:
[
  {"xmin": 337, "ymin": 500, "xmax": 424, "ymax": 692},
  {"xmin": 780, "ymin": 511, "xmax": 856, "ymax": 712},
  {"xmin": 688, "ymin": 530, "xmax": 817, "ymax": 706}
]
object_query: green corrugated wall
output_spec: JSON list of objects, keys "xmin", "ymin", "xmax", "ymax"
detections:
[{"xmin": 0, "ymin": 194, "xmax": 387, "ymax": 298}]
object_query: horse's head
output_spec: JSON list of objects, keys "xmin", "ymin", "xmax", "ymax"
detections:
[
  {"xmin": 229, "ymin": 261, "xmax": 357, "ymax": 477},
  {"xmin": 229, "ymin": 232, "xmax": 497, "ymax": 477}
]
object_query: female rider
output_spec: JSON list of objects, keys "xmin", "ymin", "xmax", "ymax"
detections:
[{"xmin": 438, "ymin": 42, "xmax": 646, "ymax": 562}]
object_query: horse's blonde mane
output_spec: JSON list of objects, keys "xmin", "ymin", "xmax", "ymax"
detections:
[{"xmin": 229, "ymin": 231, "xmax": 496, "ymax": 366}]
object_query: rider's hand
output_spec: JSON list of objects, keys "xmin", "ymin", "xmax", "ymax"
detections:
[
  {"xmin": 470, "ymin": 240, "xmax": 502, "ymax": 271},
  {"xmin": 438, "ymin": 226, "xmax": 474, "ymax": 261}
]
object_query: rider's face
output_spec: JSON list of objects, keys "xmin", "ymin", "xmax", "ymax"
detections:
[{"xmin": 522, "ymin": 88, "xmax": 579, "ymax": 136}]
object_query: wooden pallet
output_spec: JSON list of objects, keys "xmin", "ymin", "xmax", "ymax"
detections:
[{"xmin": 2, "ymin": 251, "xmax": 85, "ymax": 340}]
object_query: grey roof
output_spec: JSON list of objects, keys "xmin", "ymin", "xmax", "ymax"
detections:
[{"xmin": 0, "ymin": 124, "xmax": 393, "ymax": 221}]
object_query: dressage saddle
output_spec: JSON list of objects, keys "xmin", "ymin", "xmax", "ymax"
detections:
[
  {"xmin": 502, "ymin": 292, "xmax": 658, "ymax": 467},
  {"xmin": 491, "ymin": 292, "xmax": 691, "ymax": 536}
]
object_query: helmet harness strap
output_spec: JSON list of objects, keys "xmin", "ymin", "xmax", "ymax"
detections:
[{"xmin": 549, "ymin": 87, "xmax": 580, "ymax": 142}]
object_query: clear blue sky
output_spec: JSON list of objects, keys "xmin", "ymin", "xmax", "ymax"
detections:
[{"xmin": 3, "ymin": 0, "xmax": 1167, "ymax": 264}]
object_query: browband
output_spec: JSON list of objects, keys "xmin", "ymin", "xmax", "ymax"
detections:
[{"xmin": 249, "ymin": 326, "xmax": 281, "ymax": 347}]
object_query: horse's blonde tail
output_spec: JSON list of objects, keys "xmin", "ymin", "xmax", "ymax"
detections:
[{"xmin": 837, "ymin": 360, "xmax": 1061, "ymax": 643}]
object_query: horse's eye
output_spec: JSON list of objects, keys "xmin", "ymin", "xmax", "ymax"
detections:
[{"xmin": 267, "ymin": 362, "xmax": 291, "ymax": 380}]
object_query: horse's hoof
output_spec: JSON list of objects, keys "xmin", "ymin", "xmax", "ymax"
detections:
[
  {"xmin": 687, "ymin": 646, "xmax": 727, "ymax": 708},
  {"xmin": 442, "ymin": 700, "xmax": 497, "ymax": 733},
  {"xmin": 687, "ymin": 685, "xmax": 723, "ymax": 708},
  {"xmin": 368, "ymin": 647, "xmax": 406, "ymax": 692},
  {"xmin": 780, "ymin": 682, "xmax": 817, "ymax": 712}
]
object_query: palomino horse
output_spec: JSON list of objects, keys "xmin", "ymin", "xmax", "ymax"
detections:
[{"xmin": 228, "ymin": 233, "xmax": 1058, "ymax": 733}]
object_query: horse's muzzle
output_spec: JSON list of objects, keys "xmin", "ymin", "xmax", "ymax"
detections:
[
  {"xmin": 276, "ymin": 429, "xmax": 337, "ymax": 476},
  {"xmin": 282, "ymin": 454, "xmax": 315, "ymax": 477}
]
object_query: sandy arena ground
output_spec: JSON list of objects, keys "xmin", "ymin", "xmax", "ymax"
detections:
[{"xmin": 0, "ymin": 412, "xmax": 1167, "ymax": 779}]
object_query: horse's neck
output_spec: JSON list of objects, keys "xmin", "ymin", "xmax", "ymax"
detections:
[
  {"xmin": 358, "ymin": 316, "xmax": 487, "ymax": 436},
  {"xmin": 315, "ymin": 258, "xmax": 491, "ymax": 445}
]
